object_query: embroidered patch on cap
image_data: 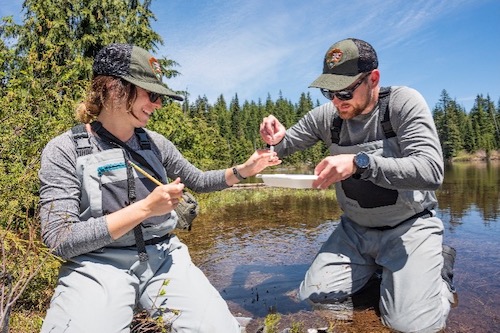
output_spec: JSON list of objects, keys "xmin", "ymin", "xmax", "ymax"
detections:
[
  {"xmin": 326, "ymin": 48, "xmax": 343, "ymax": 69},
  {"xmin": 149, "ymin": 57, "xmax": 163, "ymax": 82}
]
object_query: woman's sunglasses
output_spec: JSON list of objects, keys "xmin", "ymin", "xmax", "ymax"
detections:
[
  {"xmin": 147, "ymin": 91, "xmax": 162, "ymax": 103},
  {"xmin": 321, "ymin": 72, "xmax": 371, "ymax": 101}
]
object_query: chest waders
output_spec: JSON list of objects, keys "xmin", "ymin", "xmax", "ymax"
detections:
[
  {"xmin": 329, "ymin": 87, "xmax": 434, "ymax": 228},
  {"xmin": 72, "ymin": 123, "xmax": 177, "ymax": 262}
]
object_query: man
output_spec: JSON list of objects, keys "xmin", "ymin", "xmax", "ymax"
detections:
[{"xmin": 259, "ymin": 38, "xmax": 457, "ymax": 332}]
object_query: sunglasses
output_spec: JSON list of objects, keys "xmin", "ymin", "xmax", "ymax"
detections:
[
  {"xmin": 147, "ymin": 91, "xmax": 162, "ymax": 103},
  {"xmin": 321, "ymin": 72, "xmax": 371, "ymax": 101}
]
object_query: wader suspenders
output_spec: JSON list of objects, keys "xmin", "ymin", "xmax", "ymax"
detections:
[
  {"xmin": 124, "ymin": 151, "xmax": 149, "ymax": 262},
  {"xmin": 330, "ymin": 87, "xmax": 395, "ymax": 145},
  {"xmin": 72, "ymin": 124, "xmax": 93, "ymax": 157},
  {"xmin": 71, "ymin": 123, "xmax": 155, "ymax": 262}
]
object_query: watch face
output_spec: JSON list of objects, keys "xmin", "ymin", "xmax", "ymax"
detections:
[{"xmin": 356, "ymin": 152, "xmax": 370, "ymax": 169}]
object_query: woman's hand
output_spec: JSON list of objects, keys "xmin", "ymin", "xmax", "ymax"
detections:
[
  {"xmin": 245, "ymin": 149, "xmax": 282, "ymax": 177},
  {"xmin": 106, "ymin": 178, "xmax": 185, "ymax": 240},
  {"xmin": 243, "ymin": 149, "xmax": 282, "ymax": 176},
  {"xmin": 144, "ymin": 177, "xmax": 185, "ymax": 217},
  {"xmin": 227, "ymin": 150, "xmax": 282, "ymax": 185}
]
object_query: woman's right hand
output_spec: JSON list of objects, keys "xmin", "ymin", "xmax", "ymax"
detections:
[
  {"xmin": 144, "ymin": 177, "xmax": 185, "ymax": 217},
  {"xmin": 259, "ymin": 114, "xmax": 286, "ymax": 145}
]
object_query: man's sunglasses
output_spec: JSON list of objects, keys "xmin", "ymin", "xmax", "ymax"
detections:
[
  {"xmin": 321, "ymin": 72, "xmax": 371, "ymax": 101},
  {"xmin": 147, "ymin": 91, "xmax": 162, "ymax": 103}
]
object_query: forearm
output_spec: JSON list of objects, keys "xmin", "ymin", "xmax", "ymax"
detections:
[
  {"xmin": 156, "ymin": 138, "xmax": 230, "ymax": 192},
  {"xmin": 105, "ymin": 199, "xmax": 153, "ymax": 239},
  {"xmin": 275, "ymin": 106, "xmax": 332, "ymax": 157}
]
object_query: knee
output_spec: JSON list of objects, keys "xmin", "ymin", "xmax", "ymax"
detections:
[
  {"xmin": 298, "ymin": 280, "xmax": 334, "ymax": 302},
  {"xmin": 298, "ymin": 280, "xmax": 317, "ymax": 301},
  {"xmin": 298, "ymin": 281, "xmax": 349, "ymax": 304},
  {"xmin": 381, "ymin": 307, "xmax": 445, "ymax": 333}
]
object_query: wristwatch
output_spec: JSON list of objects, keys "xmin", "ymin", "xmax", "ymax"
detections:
[{"xmin": 353, "ymin": 152, "xmax": 370, "ymax": 178}]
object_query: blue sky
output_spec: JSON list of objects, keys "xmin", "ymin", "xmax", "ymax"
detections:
[{"xmin": 1, "ymin": 0, "xmax": 499, "ymax": 111}]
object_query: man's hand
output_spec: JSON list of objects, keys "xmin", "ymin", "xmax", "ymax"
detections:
[
  {"xmin": 259, "ymin": 114, "xmax": 286, "ymax": 145},
  {"xmin": 313, "ymin": 154, "xmax": 357, "ymax": 189}
]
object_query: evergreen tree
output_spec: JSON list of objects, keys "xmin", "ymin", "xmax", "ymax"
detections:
[
  {"xmin": 190, "ymin": 95, "xmax": 211, "ymax": 119},
  {"xmin": 496, "ymin": 98, "xmax": 500, "ymax": 149},
  {"xmin": 213, "ymin": 94, "xmax": 231, "ymax": 140},
  {"xmin": 470, "ymin": 94, "xmax": 496, "ymax": 153},
  {"xmin": 434, "ymin": 90, "xmax": 463, "ymax": 159},
  {"xmin": 229, "ymin": 94, "xmax": 253, "ymax": 164},
  {"xmin": 229, "ymin": 94, "xmax": 242, "ymax": 137},
  {"xmin": 264, "ymin": 93, "xmax": 275, "ymax": 125},
  {"xmin": 296, "ymin": 92, "xmax": 314, "ymax": 119},
  {"xmin": 486, "ymin": 95, "xmax": 500, "ymax": 149},
  {"xmin": 242, "ymin": 100, "xmax": 261, "ymax": 150},
  {"xmin": 274, "ymin": 91, "xmax": 295, "ymax": 128}
]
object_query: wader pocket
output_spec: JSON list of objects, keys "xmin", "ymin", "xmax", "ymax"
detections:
[{"xmin": 341, "ymin": 177, "xmax": 398, "ymax": 208}]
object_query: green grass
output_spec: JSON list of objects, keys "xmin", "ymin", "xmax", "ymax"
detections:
[{"xmin": 197, "ymin": 186, "xmax": 336, "ymax": 211}]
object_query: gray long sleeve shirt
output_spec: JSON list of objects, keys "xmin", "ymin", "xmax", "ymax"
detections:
[
  {"xmin": 39, "ymin": 128, "xmax": 229, "ymax": 259},
  {"xmin": 274, "ymin": 86, "xmax": 444, "ymax": 191}
]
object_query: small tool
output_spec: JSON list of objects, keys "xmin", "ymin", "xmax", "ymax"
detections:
[
  {"xmin": 128, "ymin": 160, "xmax": 184, "ymax": 201},
  {"xmin": 128, "ymin": 160, "xmax": 163, "ymax": 186}
]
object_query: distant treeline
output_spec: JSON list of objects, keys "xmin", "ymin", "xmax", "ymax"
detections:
[
  {"xmin": 0, "ymin": 0, "xmax": 499, "ymax": 231},
  {"xmin": 176, "ymin": 87, "xmax": 500, "ymax": 165}
]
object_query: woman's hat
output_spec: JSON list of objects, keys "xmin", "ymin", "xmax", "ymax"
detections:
[{"xmin": 93, "ymin": 43, "xmax": 183, "ymax": 101}]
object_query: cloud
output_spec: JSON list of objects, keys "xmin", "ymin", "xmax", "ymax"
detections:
[
  {"xmin": 170, "ymin": 30, "xmax": 289, "ymax": 101},
  {"xmin": 153, "ymin": 0, "xmax": 498, "ymax": 109},
  {"xmin": 158, "ymin": 1, "xmax": 314, "ymax": 102}
]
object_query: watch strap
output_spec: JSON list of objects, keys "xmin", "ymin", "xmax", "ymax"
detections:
[
  {"xmin": 353, "ymin": 152, "xmax": 370, "ymax": 179},
  {"xmin": 232, "ymin": 167, "xmax": 246, "ymax": 181}
]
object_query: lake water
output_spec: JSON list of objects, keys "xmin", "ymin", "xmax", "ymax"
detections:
[{"xmin": 178, "ymin": 162, "xmax": 500, "ymax": 332}]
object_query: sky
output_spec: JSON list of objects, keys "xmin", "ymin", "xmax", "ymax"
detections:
[{"xmin": 1, "ymin": 0, "xmax": 499, "ymax": 112}]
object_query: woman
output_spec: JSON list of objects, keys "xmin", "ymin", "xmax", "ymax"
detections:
[{"xmin": 38, "ymin": 43, "xmax": 280, "ymax": 333}]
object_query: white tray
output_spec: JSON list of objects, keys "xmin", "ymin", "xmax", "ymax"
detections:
[{"xmin": 258, "ymin": 174, "xmax": 318, "ymax": 189}]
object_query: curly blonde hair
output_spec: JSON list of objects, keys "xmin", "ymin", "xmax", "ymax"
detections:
[{"xmin": 75, "ymin": 76, "xmax": 137, "ymax": 123}]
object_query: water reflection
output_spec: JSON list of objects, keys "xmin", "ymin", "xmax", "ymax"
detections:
[
  {"xmin": 438, "ymin": 162, "xmax": 500, "ymax": 225},
  {"xmin": 437, "ymin": 162, "xmax": 500, "ymax": 332},
  {"xmin": 178, "ymin": 163, "xmax": 500, "ymax": 332}
]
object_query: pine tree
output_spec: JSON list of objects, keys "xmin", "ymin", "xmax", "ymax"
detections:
[
  {"xmin": 470, "ymin": 94, "xmax": 496, "ymax": 153},
  {"xmin": 434, "ymin": 90, "xmax": 463, "ymax": 159}
]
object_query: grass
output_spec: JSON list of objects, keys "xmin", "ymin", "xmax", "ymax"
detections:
[
  {"xmin": 263, "ymin": 313, "xmax": 281, "ymax": 333},
  {"xmin": 450, "ymin": 149, "xmax": 500, "ymax": 162},
  {"xmin": 197, "ymin": 186, "xmax": 336, "ymax": 211}
]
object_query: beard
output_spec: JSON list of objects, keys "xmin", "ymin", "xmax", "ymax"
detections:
[{"xmin": 335, "ymin": 88, "xmax": 375, "ymax": 120}]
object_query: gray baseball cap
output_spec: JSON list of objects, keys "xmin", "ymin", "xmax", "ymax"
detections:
[
  {"xmin": 93, "ymin": 43, "xmax": 183, "ymax": 101},
  {"xmin": 309, "ymin": 38, "xmax": 378, "ymax": 91}
]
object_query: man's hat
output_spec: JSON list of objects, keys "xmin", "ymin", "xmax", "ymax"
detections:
[
  {"xmin": 93, "ymin": 43, "xmax": 183, "ymax": 101},
  {"xmin": 309, "ymin": 38, "xmax": 378, "ymax": 91}
]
